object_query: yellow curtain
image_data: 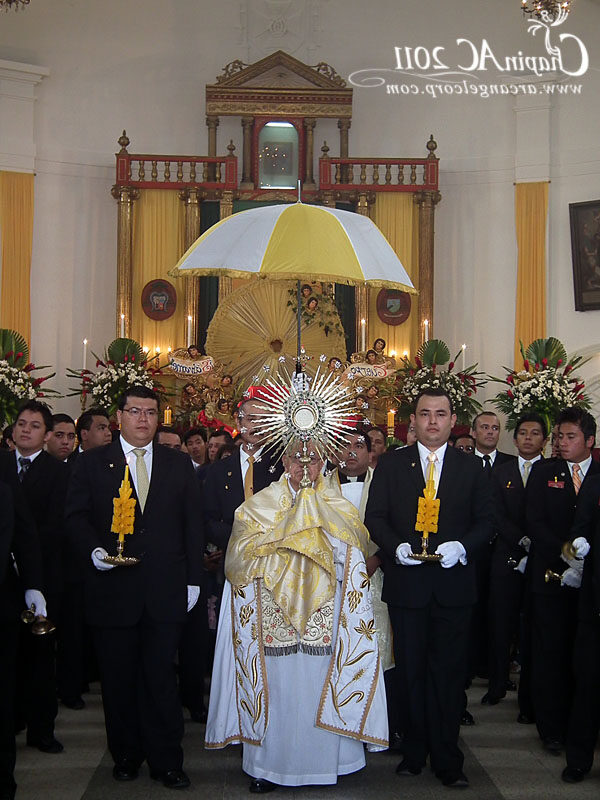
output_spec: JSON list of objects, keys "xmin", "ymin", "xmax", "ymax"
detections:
[
  {"xmin": 369, "ymin": 194, "xmax": 419, "ymax": 360},
  {"xmin": 132, "ymin": 190, "xmax": 185, "ymax": 357},
  {"xmin": 0, "ymin": 172, "xmax": 34, "ymax": 345},
  {"xmin": 514, "ymin": 182, "xmax": 548, "ymax": 367}
]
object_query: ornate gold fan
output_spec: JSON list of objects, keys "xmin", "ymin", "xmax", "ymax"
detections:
[{"xmin": 205, "ymin": 280, "xmax": 347, "ymax": 385}]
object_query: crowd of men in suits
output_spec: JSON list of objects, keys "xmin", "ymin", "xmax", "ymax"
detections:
[{"xmin": 0, "ymin": 385, "xmax": 599, "ymax": 798}]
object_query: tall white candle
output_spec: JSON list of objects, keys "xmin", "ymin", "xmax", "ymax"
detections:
[
  {"xmin": 461, "ymin": 343, "xmax": 466, "ymax": 371},
  {"xmin": 424, "ymin": 319, "xmax": 429, "ymax": 342},
  {"xmin": 187, "ymin": 316, "xmax": 192, "ymax": 347},
  {"xmin": 360, "ymin": 318, "xmax": 366, "ymax": 352},
  {"xmin": 82, "ymin": 338, "xmax": 88, "ymax": 371},
  {"xmin": 120, "ymin": 314, "xmax": 125, "ymax": 338}
]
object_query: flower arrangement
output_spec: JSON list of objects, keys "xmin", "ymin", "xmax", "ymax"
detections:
[
  {"xmin": 0, "ymin": 329, "xmax": 58, "ymax": 426},
  {"xmin": 490, "ymin": 337, "xmax": 590, "ymax": 432},
  {"xmin": 394, "ymin": 339, "xmax": 486, "ymax": 425},
  {"xmin": 67, "ymin": 338, "xmax": 167, "ymax": 416}
]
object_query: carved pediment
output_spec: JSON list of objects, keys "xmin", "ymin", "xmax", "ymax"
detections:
[{"xmin": 212, "ymin": 50, "xmax": 346, "ymax": 90}]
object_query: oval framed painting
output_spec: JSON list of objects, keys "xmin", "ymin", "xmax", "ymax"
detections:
[
  {"xmin": 141, "ymin": 279, "xmax": 177, "ymax": 321},
  {"xmin": 376, "ymin": 289, "xmax": 411, "ymax": 326}
]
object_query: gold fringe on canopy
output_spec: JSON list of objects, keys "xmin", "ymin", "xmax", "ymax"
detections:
[
  {"xmin": 0, "ymin": 172, "xmax": 34, "ymax": 345},
  {"xmin": 514, "ymin": 182, "xmax": 548, "ymax": 367}
]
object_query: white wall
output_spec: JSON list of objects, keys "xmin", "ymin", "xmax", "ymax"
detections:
[{"xmin": 0, "ymin": 0, "xmax": 598, "ymax": 419}]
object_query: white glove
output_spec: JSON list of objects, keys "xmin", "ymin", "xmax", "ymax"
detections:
[
  {"xmin": 187, "ymin": 585, "xmax": 200, "ymax": 612},
  {"xmin": 572, "ymin": 537, "xmax": 590, "ymax": 559},
  {"xmin": 514, "ymin": 556, "xmax": 528, "ymax": 574},
  {"xmin": 435, "ymin": 541, "xmax": 467, "ymax": 569},
  {"xmin": 561, "ymin": 551, "xmax": 585, "ymax": 570},
  {"xmin": 519, "ymin": 536, "xmax": 531, "ymax": 553},
  {"xmin": 91, "ymin": 547, "xmax": 115, "ymax": 571},
  {"xmin": 24, "ymin": 589, "xmax": 47, "ymax": 618},
  {"xmin": 395, "ymin": 542, "xmax": 423, "ymax": 566},
  {"xmin": 561, "ymin": 567, "xmax": 582, "ymax": 589}
]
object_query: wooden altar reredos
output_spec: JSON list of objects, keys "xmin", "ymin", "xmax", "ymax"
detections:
[{"xmin": 112, "ymin": 50, "xmax": 440, "ymax": 356}]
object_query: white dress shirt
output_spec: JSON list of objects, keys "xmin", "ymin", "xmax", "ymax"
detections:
[
  {"xmin": 120, "ymin": 435, "xmax": 153, "ymax": 497},
  {"xmin": 475, "ymin": 448, "xmax": 497, "ymax": 466},
  {"xmin": 518, "ymin": 453, "xmax": 541, "ymax": 483},
  {"xmin": 567, "ymin": 454, "xmax": 592, "ymax": 481},
  {"xmin": 240, "ymin": 445, "xmax": 263, "ymax": 484}
]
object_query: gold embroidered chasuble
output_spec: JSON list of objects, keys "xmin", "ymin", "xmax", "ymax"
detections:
[{"xmin": 205, "ymin": 472, "xmax": 389, "ymax": 750}]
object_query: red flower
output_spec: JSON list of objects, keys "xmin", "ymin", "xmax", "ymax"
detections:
[
  {"xmin": 557, "ymin": 359, "xmax": 563, "ymax": 367},
  {"xmin": 24, "ymin": 363, "xmax": 35, "ymax": 372},
  {"xmin": 124, "ymin": 355, "xmax": 128, "ymax": 362},
  {"xmin": 32, "ymin": 377, "xmax": 44, "ymax": 387},
  {"xmin": 4, "ymin": 351, "xmax": 13, "ymax": 359},
  {"xmin": 467, "ymin": 390, "xmax": 472, "ymax": 396},
  {"xmin": 448, "ymin": 361, "xmax": 454, "ymax": 371},
  {"xmin": 534, "ymin": 363, "xmax": 540, "ymax": 371},
  {"xmin": 131, "ymin": 355, "xmax": 135, "ymax": 362},
  {"xmin": 542, "ymin": 358, "xmax": 548, "ymax": 367},
  {"xmin": 506, "ymin": 374, "xmax": 514, "ymax": 384},
  {"xmin": 564, "ymin": 364, "xmax": 573, "ymax": 375},
  {"xmin": 431, "ymin": 363, "xmax": 436, "ymax": 373},
  {"xmin": 415, "ymin": 356, "xmax": 422, "ymax": 369},
  {"xmin": 37, "ymin": 392, "xmax": 44, "ymax": 397},
  {"xmin": 507, "ymin": 389, "xmax": 514, "ymax": 399},
  {"xmin": 15, "ymin": 352, "xmax": 23, "ymax": 360},
  {"xmin": 523, "ymin": 359, "xmax": 529, "ymax": 371}
]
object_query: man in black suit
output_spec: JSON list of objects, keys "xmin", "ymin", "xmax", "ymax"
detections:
[
  {"xmin": 526, "ymin": 406, "xmax": 599, "ymax": 754},
  {"xmin": 12, "ymin": 401, "xmax": 69, "ymax": 754},
  {"xmin": 484, "ymin": 413, "xmax": 547, "ymax": 712},
  {"xmin": 365, "ymin": 388, "xmax": 493, "ymax": 788},
  {"xmin": 560, "ymin": 472, "xmax": 600, "ymax": 783},
  {"xmin": 0, "ymin": 474, "xmax": 45, "ymax": 800},
  {"xmin": 66, "ymin": 385, "xmax": 203, "ymax": 789},
  {"xmin": 468, "ymin": 412, "xmax": 516, "ymax": 695}
]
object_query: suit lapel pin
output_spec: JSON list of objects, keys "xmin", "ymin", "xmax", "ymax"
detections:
[
  {"xmin": 227, "ymin": 471, "xmax": 232, "ymax": 477},
  {"xmin": 411, "ymin": 462, "xmax": 416, "ymax": 468},
  {"xmin": 109, "ymin": 463, "xmax": 114, "ymax": 468}
]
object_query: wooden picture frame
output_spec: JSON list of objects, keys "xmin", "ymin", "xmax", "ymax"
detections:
[{"xmin": 569, "ymin": 199, "xmax": 600, "ymax": 311}]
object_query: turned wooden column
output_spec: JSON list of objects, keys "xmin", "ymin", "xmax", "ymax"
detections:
[
  {"xmin": 338, "ymin": 119, "xmax": 351, "ymax": 184},
  {"xmin": 179, "ymin": 187, "xmax": 202, "ymax": 345},
  {"xmin": 206, "ymin": 115, "xmax": 219, "ymax": 181},
  {"xmin": 354, "ymin": 192, "xmax": 370, "ymax": 352},
  {"xmin": 241, "ymin": 116, "xmax": 253, "ymax": 188},
  {"xmin": 414, "ymin": 190, "xmax": 442, "ymax": 343},
  {"xmin": 218, "ymin": 190, "xmax": 234, "ymax": 299},
  {"xmin": 111, "ymin": 185, "xmax": 139, "ymax": 339},
  {"xmin": 304, "ymin": 118, "xmax": 316, "ymax": 188}
]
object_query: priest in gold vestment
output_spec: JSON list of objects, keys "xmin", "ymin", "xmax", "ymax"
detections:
[{"xmin": 205, "ymin": 448, "xmax": 388, "ymax": 791}]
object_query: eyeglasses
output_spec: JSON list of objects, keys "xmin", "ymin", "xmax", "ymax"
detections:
[
  {"xmin": 122, "ymin": 407, "xmax": 158, "ymax": 419},
  {"xmin": 456, "ymin": 444, "xmax": 475, "ymax": 453}
]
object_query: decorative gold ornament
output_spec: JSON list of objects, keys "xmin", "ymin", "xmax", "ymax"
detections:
[
  {"xmin": 0, "ymin": 0, "xmax": 30, "ymax": 10},
  {"xmin": 521, "ymin": 0, "xmax": 571, "ymax": 22},
  {"xmin": 103, "ymin": 465, "xmax": 140, "ymax": 566},
  {"xmin": 410, "ymin": 458, "xmax": 442, "ymax": 562}
]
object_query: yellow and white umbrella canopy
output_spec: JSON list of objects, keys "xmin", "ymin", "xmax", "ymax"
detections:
[{"xmin": 170, "ymin": 202, "xmax": 415, "ymax": 292}]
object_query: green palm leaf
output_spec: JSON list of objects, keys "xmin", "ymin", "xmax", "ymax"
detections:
[
  {"xmin": 106, "ymin": 338, "xmax": 144, "ymax": 364},
  {"xmin": 416, "ymin": 339, "xmax": 450, "ymax": 367},
  {"xmin": 0, "ymin": 329, "xmax": 29, "ymax": 367},
  {"xmin": 525, "ymin": 337, "xmax": 567, "ymax": 367}
]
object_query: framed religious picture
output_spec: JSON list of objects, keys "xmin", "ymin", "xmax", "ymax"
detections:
[
  {"xmin": 376, "ymin": 288, "xmax": 411, "ymax": 325},
  {"xmin": 141, "ymin": 279, "xmax": 177, "ymax": 320},
  {"xmin": 569, "ymin": 199, "xmax": 600, "ymax": 311}
]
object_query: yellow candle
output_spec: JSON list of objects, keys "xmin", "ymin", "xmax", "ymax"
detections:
[
  {"xmin": 164, "ymin": 406, "xmax": 172, "ymax": 426},
  {"xmin": 387, "ymin": 408, "xmax": 396, "ymax": 433}
]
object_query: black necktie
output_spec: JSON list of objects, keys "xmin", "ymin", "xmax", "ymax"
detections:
[
  {"xmin": 482, "ymin": 454, "xmax": 492, "ymax": 474},
  {"xmin": 18, "ymin": 456, "xmax": 31, "ymax": 482}
]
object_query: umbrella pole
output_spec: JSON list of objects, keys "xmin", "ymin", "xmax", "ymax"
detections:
[{"xmin": 296, "ymin": 280, "xmax": 302, "ymax": 372}]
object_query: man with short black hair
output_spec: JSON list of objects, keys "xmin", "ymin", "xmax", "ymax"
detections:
[
  {"xmin": 12, "ymin": 400, "xmax": 69, "ymax": 754},
  {"xmin": 206, "ymin": 430, "xmax": 234, "ymax": 464},
  {"xmin": 182, "ymin": 427, "xmax": 207, "ymax": 469},
  {"xmin": 471, "ymin": 411, "xmax": 515, "ymax": 472},
  {"xmin": 366, "ymin": 388, "xmax": 493, "ymax": 788},
  {"xmin": 484, "ymin": 413, "xmax": 547, "ymax": 712},
  {"xmin": 66, "ymin": 385, "xmax": 203, "ymax": 789},
  {"xmin": 46, "ymin": 413, "xmax": 76, "ymax": 461},
  {"xmin": 156, "ymin": 427, "xmax": 182, "ymax": 451},
  {"xmin": 74, "ymin": 408, "xmax": 112, "ymax": 456},
  {"xmin": 526, "ymin": 406, "xmax": 600, "ymax": 754},
  {"xmin": 367, "ymin": 426, "xmax": 386, "ymax": 467}
]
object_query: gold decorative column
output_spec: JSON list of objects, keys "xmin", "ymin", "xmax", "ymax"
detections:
[
  {"xmin": 218, "ymin": 190, "xmax": 234, "ymax": 299},
  {"xmin": 179, "ymin": 187, "xmax": 202, "ymax": 345},
  {"xmin": 304, "ymin": 118, "xmax": 316, "ymax": 188},
  {"xmin": 338, "ymin": 119, "xmax": 351, "ymax": 183},
  {"xmin": 414, "ymin": 190, "xmax": 441, "ymax": 343},
  {"xmin": 111, "ymin": 185, "xmax": 139, "ymax": 339},
  {"xmin": 355, "ymin": 192, "xmax": 370, "ymax": 352},
  {"xmin": 241, "ymin": 116, "xmax": 254, "ymax": 188}
]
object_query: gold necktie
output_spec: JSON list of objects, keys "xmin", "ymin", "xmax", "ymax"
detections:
[
  {"xmin": 572, "ymin": 463, "xmax": 582, "ymax": 495},
  {"xmin": 522, "ymin": 461, "xmax": 532, "ymax": 486},
  {"xmin": 426, "ymin": 452, "xmax": 437, "ymax": 486},
  {"xmin": 133, "ymin": 448, "xmax": 149, "ymax": 511},
  {"xmin": 244, "ymin": 455, "xmax": 254, "ymax": 501}
]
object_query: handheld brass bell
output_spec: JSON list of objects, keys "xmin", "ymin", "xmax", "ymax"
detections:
[
  {"xmin": 20, "ymin": 604, "xmax": 56, "ymax": 636},
  {"xmin": 544, "ymin": 569, "xmax": 562, "ymax": 584}
]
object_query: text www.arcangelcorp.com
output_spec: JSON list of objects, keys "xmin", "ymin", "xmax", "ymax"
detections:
[{"xmin": 385, "ymin": 81, "xmax": 582, "ymax": 98}]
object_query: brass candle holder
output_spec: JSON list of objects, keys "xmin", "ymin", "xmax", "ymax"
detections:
[
  {"xmin": 544, "ymin": 569, "xmax": 563, "ymax": 583},
  {"xmin": 410, "ymin": 464, "xmax": 442, "ymax": 562},
  {"xmin": 102, "ymin": 465, "xmax": 140, "ymax": 566}
]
